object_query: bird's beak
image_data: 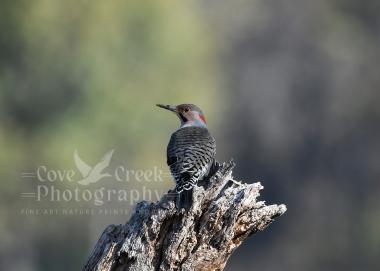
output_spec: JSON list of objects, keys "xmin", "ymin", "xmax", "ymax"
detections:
[{"xmin": 156, "ymin": 104, "xmax": 177, "ymax": 112}]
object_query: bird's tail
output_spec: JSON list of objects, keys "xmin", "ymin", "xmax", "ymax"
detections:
[{"xmin": 177, "ymin": 189, "xmax": 193, "ymax": 211}]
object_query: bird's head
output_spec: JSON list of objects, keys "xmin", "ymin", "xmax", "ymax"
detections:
[{"xmin": 156, "ymin": 103, "xmax": 207, "ymax": 128}]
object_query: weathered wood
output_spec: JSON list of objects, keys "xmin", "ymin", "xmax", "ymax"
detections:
[{"xmin": 83, "ymin": 161, "xmax": 286, "ymax": 271}]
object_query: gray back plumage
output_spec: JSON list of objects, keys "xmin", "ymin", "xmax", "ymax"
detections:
[{"xmin": 167, "ymin": 126, "xmax": 216, "ymax": 192}]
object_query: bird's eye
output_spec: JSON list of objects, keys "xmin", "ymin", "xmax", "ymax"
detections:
[{"xmin": 184, "ymin": 108, "xmax": 190, "ymax": 113}]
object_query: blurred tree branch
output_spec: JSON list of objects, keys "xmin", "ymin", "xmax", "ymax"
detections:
[{"xmin": 82, "ymin": 161, "xmax": 286, "ymax": 271}]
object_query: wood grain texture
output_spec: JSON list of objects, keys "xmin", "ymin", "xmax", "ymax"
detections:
[{"xmin": 83, "ymin": 161, "xmax": 286, "ymax": 271}]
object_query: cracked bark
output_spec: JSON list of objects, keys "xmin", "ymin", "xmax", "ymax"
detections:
[{"xmin": 83, "ymin": 161, "xmax": 286, "ymax": 271}]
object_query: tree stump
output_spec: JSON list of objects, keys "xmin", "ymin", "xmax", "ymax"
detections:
[{"xmin": 83, "ymin": 161, "xmax": 286, "ymax": 271}]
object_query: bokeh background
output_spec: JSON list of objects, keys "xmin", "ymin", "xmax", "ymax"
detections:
[{"xmin": 1, "ymin": 0, "xmax": 379, "ymax": 270}]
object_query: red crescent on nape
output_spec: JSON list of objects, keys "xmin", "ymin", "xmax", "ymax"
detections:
[{"xmin": 200, "ymin": 114, "xmax": 207, "ymax": 124}]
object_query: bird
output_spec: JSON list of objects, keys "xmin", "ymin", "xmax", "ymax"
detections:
[{"xmin": 156, "ymin": 103, "xmax": 216, "ymax": 211}]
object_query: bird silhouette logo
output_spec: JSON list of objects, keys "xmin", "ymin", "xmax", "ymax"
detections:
[{"xmin": 74, "ymin": 149, "xmax": 114, "ymax": 186}]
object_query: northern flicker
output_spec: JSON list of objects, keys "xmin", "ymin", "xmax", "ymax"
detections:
[{"xmin": 157, "ymin": 103, "xmax": 216, "ymax": 211}]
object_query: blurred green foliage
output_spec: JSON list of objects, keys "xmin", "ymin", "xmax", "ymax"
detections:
[
  {"xmin": 1, "ymin": 1, "xmax": 380, "ymax": 271},
  {"xmin": 0, "ymin": 1, "xmax": 219, "ymax": 270}
]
